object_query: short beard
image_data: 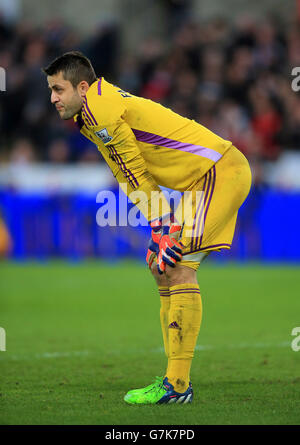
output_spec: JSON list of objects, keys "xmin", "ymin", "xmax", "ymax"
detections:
[
  {"xmin": 61, "ymin": 110, "xmax": 75, "ymax": 120},
  {"xmin": 61, "ymin": 104, "xmax": 82, "ymax": 120}
]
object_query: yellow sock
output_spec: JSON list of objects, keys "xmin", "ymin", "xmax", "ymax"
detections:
[
  {"xmin": 158, "ymin": 286, "xmax": 170, "ymax": 359},
  {"xmin": 166, "ymin": 283, "xmax": 202, "ymax": 393}
]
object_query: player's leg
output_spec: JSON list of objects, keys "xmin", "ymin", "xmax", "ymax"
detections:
[
  {"xmin": 150, "ymin": 262, "xmax": 170, "ymax": 361},
  {"xmin": 159, "ymin": 146, "xmax": 251, "ymax": 398},
  {"xmin": 124, "ymin": 145, "xmax": 252, "ymax": 404},
  {"xmin": 163, "ymin": 261, "xmax": 203, "ymax": 394},
  {"xmin": 124, "ymin": 184, "xmax": 208, "ymax": 404},
  {"xmin": 159, "ymin": 144, "xmax": 252, "ymax": 397},
  {"xmin": 149, "ymin": 259, "xmax": 203, "ymax": 391},
  {"xmin": 124, "ymin": 261, "xmax": 200, "ymax": 405},
  {"xmin": 124, "ymin": 262, "xmax": 169, "ymax": 399}
]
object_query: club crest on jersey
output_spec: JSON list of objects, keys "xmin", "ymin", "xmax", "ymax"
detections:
[{"xmin": 94, "ymin": 128, "xmax": 113, "ymax": 144}]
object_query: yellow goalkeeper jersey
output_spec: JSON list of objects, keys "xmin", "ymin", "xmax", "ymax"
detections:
[{"xmin": 74, "ymin": 77, "xmax": 232, "ymax": 220}]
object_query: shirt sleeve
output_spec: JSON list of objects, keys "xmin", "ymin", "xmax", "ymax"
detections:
[
  {"xmin": 94, "ymin": 115, "xmax": 172, "ymax": 223},
  {"xmin": 103, "ymin": 117, "xmax": 170, "ymax": 221},
  {"xmin": 82, "ymin": 85, "xmax": 173, "ymax": 223}
]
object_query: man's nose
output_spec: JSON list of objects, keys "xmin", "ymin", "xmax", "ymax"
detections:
[{"xmin": 51, "ymin": 91, "xmax": 58, "ymax": 104}]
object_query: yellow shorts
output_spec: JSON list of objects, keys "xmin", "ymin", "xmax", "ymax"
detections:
[{"xmin": 175, "ymin": 145, "xmax": 252, "ymax": 270}]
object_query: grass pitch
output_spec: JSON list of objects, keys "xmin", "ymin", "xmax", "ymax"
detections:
[{"xmin": 0, "ymin": 260, "xmax": 299, "ymax": 425}]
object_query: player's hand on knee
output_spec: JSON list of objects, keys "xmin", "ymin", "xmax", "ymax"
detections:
[
  {"xmin": 156, "ymin": 222, "xmax": 184, "ymax": 274},
  {"xmin": 146, "ymin": 215, "xmax": 184, "ymax": 274}
]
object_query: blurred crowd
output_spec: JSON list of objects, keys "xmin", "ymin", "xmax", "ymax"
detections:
[{"xmin": 1, "ymin": 9, "xmax": 300, "ymax": 179}]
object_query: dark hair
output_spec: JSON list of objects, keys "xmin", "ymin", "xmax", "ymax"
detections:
[{"xmin": 42, "ymin": 51, "xmax": 97, "ymax": 87}]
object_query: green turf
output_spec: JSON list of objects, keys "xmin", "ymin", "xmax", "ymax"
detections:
[{"xmin": 0, "ymin": 260, "xmax": 300, "ymax": 425}]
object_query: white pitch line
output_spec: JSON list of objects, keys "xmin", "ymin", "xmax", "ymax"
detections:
[
  {"xmin": 0, "ymin": 350, "xmax": 90, "ymax": 361},
  {"xmin": 0, "ymin": 341, "xmax": 292, "ymax": 362},
  {"xmin": 209, "ymin": 341, "xmax": 291, "ymax": 350},
  {"xmin": 154, "ymin": 341, "xmax": 291, "ymax": 354}
]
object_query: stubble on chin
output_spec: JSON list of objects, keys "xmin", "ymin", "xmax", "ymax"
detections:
[{"xmin": 59, "ymin": 109, "xmax": 72, "ymax": 120}]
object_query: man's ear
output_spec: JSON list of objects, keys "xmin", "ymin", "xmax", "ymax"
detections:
[{"xmin": 77, "ymin": 80, "xmax": 90, "ymax": 97}]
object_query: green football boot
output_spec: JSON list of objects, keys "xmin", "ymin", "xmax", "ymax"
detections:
[
  {"xmin": 126, "ymin": 376, "xmax": 164, "ymax": 396},
  {"xmin": 124, "ymin": 377, "xmax": 193, "ymax": 405}
]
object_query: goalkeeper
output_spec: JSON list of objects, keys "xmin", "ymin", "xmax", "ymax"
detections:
[{"xmin": 43, "ymin": 51, "xmax": 252, "ymax": 405}]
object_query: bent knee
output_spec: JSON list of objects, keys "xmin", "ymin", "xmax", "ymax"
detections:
[
  {"xmin": 150, "ymin": 261, "xmax": 159, "ymax": 277},
  {"xmin": 165, "ymin": 263, "xmax": 197, "ymax": 285},
  {"xmin": 150, "ymin": 261, "xmax": 169, "ymax": 286}
]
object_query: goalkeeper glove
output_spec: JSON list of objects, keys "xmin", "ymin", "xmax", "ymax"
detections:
[
  {"xmin": 146, "ymin": 216, "xmax": 184, "ymax": 274},
  {"xmin": 156, "ymin": 223, "xmax": 183, "ymax": 274}
]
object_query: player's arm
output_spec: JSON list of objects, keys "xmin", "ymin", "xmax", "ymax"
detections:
[
  {"xmin": 97, "ymin": 116, "xmax": 171, "ymax": 223},
  {"xmin": 85, "ymin": 87, "xmax": 171, "ymax": 220},
  {"xmin": 87, "ymin": 91, "xmax": 183, "ymax": 271},
  {"xmin": 76, "ymin": 102, "xmax": 168, "ymax": 218},
  {"xmin": 98, "ymin": 118, "xmax": 184, "ymax": 273}
]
